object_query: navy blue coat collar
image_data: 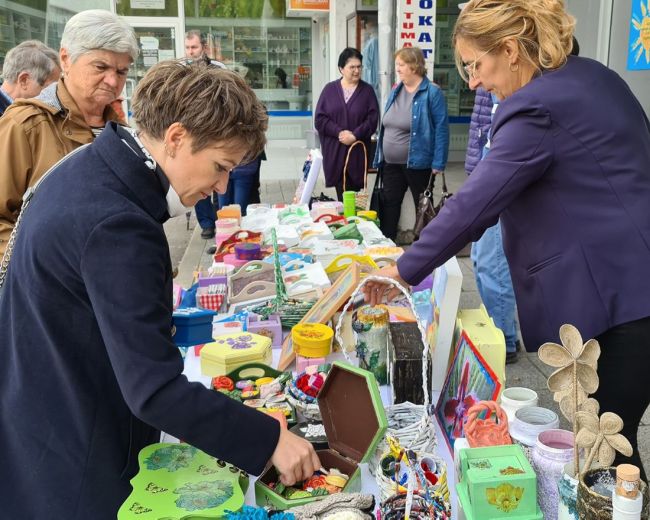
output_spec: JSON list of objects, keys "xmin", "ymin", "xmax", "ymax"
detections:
[{"xmin": 94, "ymin": 122, "xmax": 169, "ymax": 223}]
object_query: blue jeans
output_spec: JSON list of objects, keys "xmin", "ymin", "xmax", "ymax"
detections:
[
  {"xmin": 217, "ymin": 159, "xmax": 261, "ymax": 217},
  {"xmin": 471, "ymin": 221, "xmax": 518, "ymax": 353},
  {"xmin": 194, "ymin": 196, "xmax": 216, "ymax": 230}
]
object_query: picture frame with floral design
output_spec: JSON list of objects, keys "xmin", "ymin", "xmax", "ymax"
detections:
[{"xmin": 435, "ymin": 331, "xmax": 501, "ymax": 454}]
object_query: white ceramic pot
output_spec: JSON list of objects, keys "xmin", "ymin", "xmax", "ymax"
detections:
[
  {"xmin": 500, "ymin": 387, "xmax": 539, "ymax": 422},
  {"xmin": 509, "ymin": 406, "xmax": 560, "ymax": 447}
]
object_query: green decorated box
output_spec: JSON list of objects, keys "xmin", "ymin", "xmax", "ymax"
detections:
[
  {"xmin": 457, "ymin": 444, "xmax": 542, "ymax": 520},
  {"xmin": 255, "ymin": 361, "xmax": 388, "ymax": 509},
  {"xmin": 118, "ymin": 443, "xmax": 249, "ymax": 519}
]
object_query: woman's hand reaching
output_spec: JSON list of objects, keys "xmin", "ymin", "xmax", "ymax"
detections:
[{"xmin": 362, "ymin": 264, "xmax": 410, "ymax": 306}]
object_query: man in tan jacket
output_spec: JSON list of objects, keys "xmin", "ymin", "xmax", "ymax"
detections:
[{"xmin": 0, "ymin": 10, "xmax": 137, "ymax": 257}]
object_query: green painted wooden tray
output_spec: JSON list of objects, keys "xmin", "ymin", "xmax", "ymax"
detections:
[{"xmin": 118, "ymin": 443, "xmax": 248, "ymax": 519}]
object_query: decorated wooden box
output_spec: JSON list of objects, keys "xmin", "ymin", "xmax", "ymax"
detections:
[
  {"xmin": 118, "ymin": 443, "xmax": 248, "ymax": 519},
  {"xmin": 172, "ymin": 307, "xmax": 216, "ymax": 348},
  {"xmin": 457, "ymin": 444, "xmax": 543, "ymax": 520},
  {"xmin": 200, "ymin": 332, "xmax": 272, "ymax": 376},
  {"xmin": 246, "ymin": 314, "xmax": 282, "ymax": 348},
  {"xmin": 255, "ymin": 361, "xmax": 388, "ymax": 510}
]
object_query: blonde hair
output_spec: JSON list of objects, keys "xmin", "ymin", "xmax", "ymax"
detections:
[
  {"xmin": 132, "ymin": 60, "xmax": 267, "ymax": 162},
  {"xmin": 453, "ymin": 0, "xmax": 575, "ymax": 81},
  {"xmin": 395, "ymin": 47, "xmax": 427, "ymax": 77}
]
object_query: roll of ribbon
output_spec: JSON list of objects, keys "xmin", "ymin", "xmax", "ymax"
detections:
[{"xmin": 234, "ymin": 242, "xmax": 262, "ymax": 260}]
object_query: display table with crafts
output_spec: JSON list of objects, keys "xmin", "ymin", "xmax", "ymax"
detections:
[{"xmin": 120, "ymin": 200, "xmax": 649, "ymax": 520}]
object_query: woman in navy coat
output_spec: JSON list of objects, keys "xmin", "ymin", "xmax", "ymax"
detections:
[
  {"xmin": 315, "ymin": 47, "xmax": 379, "ymax": 200},
  {"xmin": 365, "ymin": 0, "xmax": 650, "ymax": 477},
  {"xmin": 0, "ymin": 61, "xmax": 319, "ymax": 518}
]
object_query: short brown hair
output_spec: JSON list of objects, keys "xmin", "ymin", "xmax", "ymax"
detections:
[
  {"xmin": 453, "ymin": 0, "xmax": 575, "ymax": 81},
  {"xmin": 394, "ymin": 47, "xmax": 427, "ymax": 77},
  {"xmin": 132, "ymin": 60, "xmax": 267, "ymax": 162}
]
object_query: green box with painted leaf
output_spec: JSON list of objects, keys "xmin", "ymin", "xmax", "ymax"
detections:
[
  {"xmin": 255, "ymin": 361, "xmax": 388, "ymax": 510},
  {"xmin": 457, "ymin": 444, "xmax": 542, "ymax": 519}
]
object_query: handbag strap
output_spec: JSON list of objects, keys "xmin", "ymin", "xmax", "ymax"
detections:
[
  {"xmin": 342, "ymin": 140, "xmax": 368, "ymax": 192},
  {"xmin": 0, "ymin": 144, "xmax": 90, "ymax": 291},
  {"xmin": 439, "ymin": 170, "xmax": 449, "ymax": 195}
]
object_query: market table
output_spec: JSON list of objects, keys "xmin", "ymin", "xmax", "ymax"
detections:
[{"xmin": 166, "ymin": 346, "xmax": 459, "ymax": 518}]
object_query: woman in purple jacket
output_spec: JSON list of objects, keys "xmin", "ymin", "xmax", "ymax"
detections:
[
  {"xmin": 315, "ymin": 48, "xmax": 379, "ymax": 200},
  {"xmin": 365, "ymin": 0, "xmax": 650, "ymax": 477}
]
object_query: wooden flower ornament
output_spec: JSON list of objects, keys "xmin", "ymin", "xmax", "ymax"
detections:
[
  {"xmin": 538, "ymin": 324, "xmax": 601, "ymax": 474},
  {"xmin": 576, "ymin": 405, "xmax": 633, "ymax": 471}
]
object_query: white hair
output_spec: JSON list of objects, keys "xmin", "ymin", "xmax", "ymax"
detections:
[
  {"xmin": 1, "ymin": 40, "xmax": 60, "ymax": 84},
  {"xmin": 60, "ymin": 10, "xmax": 139, "ymax": 63}
]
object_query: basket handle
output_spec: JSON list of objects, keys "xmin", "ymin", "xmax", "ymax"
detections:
[
  {"xmin": 334, "ymin": 275, "xmax": 430, "ymax": 408},
  {"xmin": 342, "ymin": 140, "xmax": 369, "ymax": 193}
]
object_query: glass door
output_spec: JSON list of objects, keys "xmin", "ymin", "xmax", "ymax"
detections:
[{"xmin": 119, "ymin": 20, "xmax": 183, "ymax": 122}]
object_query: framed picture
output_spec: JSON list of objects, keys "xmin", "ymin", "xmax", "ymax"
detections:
[
  {"xmin": 278, "ymin": 262, "xmax": 361, "ymax": 370},
  {"xmin": 435, "ymin": 331, "xmax": 501, "ymax": 453}
]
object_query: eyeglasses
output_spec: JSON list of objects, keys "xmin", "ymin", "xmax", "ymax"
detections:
[{"xmin": 463, "ymin": 49, "xmax": 491, "ymax": 80}]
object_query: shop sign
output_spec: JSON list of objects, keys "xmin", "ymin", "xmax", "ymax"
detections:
[
  {"xmin": 130, "ymin": 0, "xmax": 166, "ymax": 8},
  {"xmin": 287, "ymin": 0, "xmax": 329, "ymax": 13},
  {"xmin": 396, "ymin": 0, "xmax": 437, "ymax": 74},
  {"xmin": 627, "ymin": 0, "xmax": 650, "ymax": 70}
]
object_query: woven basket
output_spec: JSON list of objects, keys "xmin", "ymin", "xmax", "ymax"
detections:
[
  {"xmin": 334, "ymin": 276, "xmax": 439, "ymax": 478},
  {"xmin": 342, "ymin": 140, "xmax": 369, "ymax": 211},
  {"xmin": 284, "ymin": 376, "xmax": 322, "ymax": 422},
  {"xmin": 375, "ymin": 452, "xmax": 448, "ymax": 502}
]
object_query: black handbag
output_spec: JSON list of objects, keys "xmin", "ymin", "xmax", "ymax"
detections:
[
  {"xmin": 370, "ymin": 167, "xmax": 384, "ymax": 213},
  {"xmin": 413, "ymin": 170, "xmax": 452, "ymax": 239}
]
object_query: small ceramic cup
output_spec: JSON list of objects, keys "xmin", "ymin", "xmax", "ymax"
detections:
[{"xmin": 500, "ymin": 387, "xmax": 539, "ymax": 423}]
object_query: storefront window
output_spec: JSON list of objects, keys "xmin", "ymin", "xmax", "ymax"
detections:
[
  {"xmin": 434, "ymin": 0, "xmax": 473, "ymax": 120},
  {"xmin": 0, "ymin": 0, "xmax": 110, "ymax": 66},
  {"xmin": 185, "ymin": 0, "xmax": 312, "ymax": 113},
  {"xmin": 115, "ymin": 0, "xmax": 179, "ymax": 17}
]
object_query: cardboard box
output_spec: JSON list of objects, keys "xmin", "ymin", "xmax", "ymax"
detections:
[{"xmin": 255, "ymin": 362, "xmax": 388, "ymax": 509}]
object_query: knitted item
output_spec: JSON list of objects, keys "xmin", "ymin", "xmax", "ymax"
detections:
[{"xmin": 290, "ymin": 493, "xmax": 375, "ymax": 520}]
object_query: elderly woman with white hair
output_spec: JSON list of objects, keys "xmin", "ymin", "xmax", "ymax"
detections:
[{"xmin": 0, "ymin": 9, "xmax": 138, "ymax": 256}]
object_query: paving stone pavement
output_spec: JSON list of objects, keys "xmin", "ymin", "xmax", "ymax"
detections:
[{"xmin": 164, "ymin": 149, "xmax": 649, "ymax": 471}]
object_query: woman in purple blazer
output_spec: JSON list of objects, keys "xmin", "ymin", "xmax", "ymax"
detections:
[
  {"xmin": 365, "ymin": 0, "xmax": 650, "ymax": 477},
  {"xmin": 315, "ymin": 48, "xmax": 379, "ymax": 200}
]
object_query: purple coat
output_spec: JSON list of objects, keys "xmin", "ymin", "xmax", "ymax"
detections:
[
  {"xmin": 398, "ymin": 56, "xmax": 650, "ymax": 351},
  {"xmin": 315, "ymin": 79, "xmax": 379, "ymax": 189},
  {"xmin": 465, "ymin": 87, "xmax": 493, "ymax": 174}
]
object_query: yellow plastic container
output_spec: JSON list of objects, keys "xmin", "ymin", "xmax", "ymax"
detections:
[
  {"xmin": 200, "ymin": 332, "xmax": 272, "ymax": 376},
  {"xmin": 291, "ymin": 323, "xmax": 333, "ymax": 358},
  {"xmin": 357, "ymin": 210, "xmax": 378, "ymax": 221}
]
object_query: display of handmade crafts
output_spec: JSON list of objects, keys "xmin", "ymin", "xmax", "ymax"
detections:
[
  {"xmin": 284, "ymin": 366, "xmax": 331, "ymax": 422},
  {"xmin": 352, "ymin": 305, "xmax": 389, "ymax": 385},
  {"xmin": 267, "ymin": 468, "xmax": 350, "ymax": 501},
  {"xmin": 250, "ymin": 229, "xmax": 314, "ymax": 328},
  {"xmin": 464, "ymin": 400, "xmax": 513, "ymax": 448},
  {"xmin": 538, "ymin": 324, "xmax": 602, "ymax": 476},
  {"xmin": 212, "ymin": 368, "xmax": 295, "ymax": 423},
  {"xmin": 377, "ymin": 435, "xmax": 451, "ymax": 519},
  {"xmin": 538, "ymin": 324, "xmax": 646, "ymax": 520},
  {"xmin": 118, "ymin": 443, "xmax": 248, "ymax": 519}
]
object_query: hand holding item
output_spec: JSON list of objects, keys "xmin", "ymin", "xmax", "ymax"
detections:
[
  {"xmin": 271, "ymin": 427, "xmax": 321, "ymax": 486},
  {"xmin": 362, "ymin": 265, "xmax": 409, "ymax": 306},
  {"xmin": 338, "ymin": 130, "xmax": 356, "ymax": 146},
  {"xmin": 432, "ymin": 168, "xmax": 444, "ymax": 176}
]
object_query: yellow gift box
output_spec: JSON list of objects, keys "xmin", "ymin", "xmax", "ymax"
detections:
[{"xmin": 200, "ymin": 332, "xmax": 272, "ymax": 376}]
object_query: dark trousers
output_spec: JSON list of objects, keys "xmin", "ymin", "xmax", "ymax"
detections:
[
  {"xmin": 593, "ymin": 315, "xmax": 650, "ymax": 480},
  {"xmin": 378, "ymin": 163, "xmax": 431, "ymax": 240},
  {"xmin": 194, "ymin": 196, "xmax": 216, "ymax": 230}
]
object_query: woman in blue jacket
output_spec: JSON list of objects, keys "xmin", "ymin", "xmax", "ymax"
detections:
[
  {"xmin": 0, "ymin": 61, "xmax": 319, "ymax": 518},
  {"xmin": 373, "ymin": 46, "xmax": 449, "ymax": 241}
]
